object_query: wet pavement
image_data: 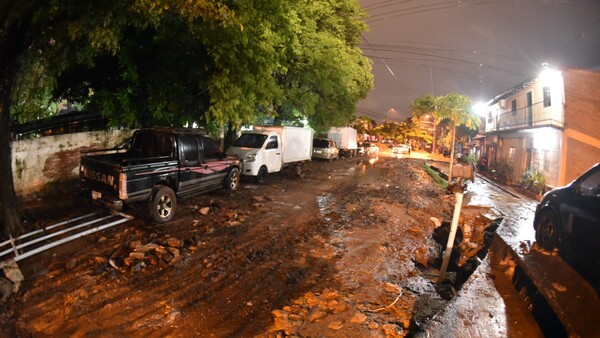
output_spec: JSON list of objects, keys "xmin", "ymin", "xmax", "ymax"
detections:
[{"xmin": 420, "ymin": 160, "xmax": 600, "ymax": 337}]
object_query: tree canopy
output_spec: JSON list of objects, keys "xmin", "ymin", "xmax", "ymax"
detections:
[{"xmin": 0, "ymin": 0, "xmax": 373, "ymax": 237}]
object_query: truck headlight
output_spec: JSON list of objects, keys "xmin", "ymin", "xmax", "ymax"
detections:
[{"xmin": 245, "ymin": 153, "xmax": 257, "ymax": 162}]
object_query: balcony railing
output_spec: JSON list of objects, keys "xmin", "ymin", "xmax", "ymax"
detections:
[{"xmin": 485, "ymin": 101, "xmax": 564, "ymax": 132}]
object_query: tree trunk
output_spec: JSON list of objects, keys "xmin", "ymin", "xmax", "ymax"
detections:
[
  {"xmin": 0, "ymin": 86, "xmax": 22, "ymax": 239},
  {"xmin": 432, "ymin": 121, "xmax": 438, "ymax": 154},
  {"xmin": 0, "ymin": 22, "xmax": 26, "ymax": 238}
]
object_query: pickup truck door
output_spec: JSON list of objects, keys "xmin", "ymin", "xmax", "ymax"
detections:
[
  {"xmin": 265, "ymin": 135, "xmax": 282, "ymax": 173},
  {"xmin": 178, "ymin": 135, "xmax": 204, "ymax": 196},
  {"xmin": 200, "ymin": 138, "xmax": 229, "ymax": 188}
]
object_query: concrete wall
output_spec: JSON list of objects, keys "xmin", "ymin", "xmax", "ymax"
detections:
[
  {"xmin": 561, "ymin": 68, "xmax": 600, "ymax": 185},
  {"xmin": 11, "ymin": 130, "xmax": 133, "ymax": 197}
]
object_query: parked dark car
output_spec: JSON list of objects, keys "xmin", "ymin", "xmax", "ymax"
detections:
[
  {"xmin": 533, "ymin": 162, "xmax": 600, "ymax": 288},
  {"xmin": 80, "ymin": 128, "xmax": 241, "ymax": 223}
]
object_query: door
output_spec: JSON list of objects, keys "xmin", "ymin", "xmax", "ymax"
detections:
[
  {"xmin": 526, "ymin": 91, "xmax": 533, "ymax": 126},
  {"xmin": 569, "ymin": 169, "xmax": 600, "ymax": 255},
  {"xmin": 200, "ymin": 137, "xmax": 228, "ymax": 189},
  {"xmin": 178, "ymin": 135, "xmax": 203, "ymax": 196},
  {"xmin": 264, "ymin": 135, "xmax": 282, "ymax": 172}
]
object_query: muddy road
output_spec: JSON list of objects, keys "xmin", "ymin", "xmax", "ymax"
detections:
[{"xmin": 4, "ymin": 154, "xmax": 496, "ymax": 337}]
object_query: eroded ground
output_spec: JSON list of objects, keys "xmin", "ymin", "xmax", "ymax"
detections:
[{"xmin": 3, "ymin": 156, "xmax": 495, "ymax": 337}]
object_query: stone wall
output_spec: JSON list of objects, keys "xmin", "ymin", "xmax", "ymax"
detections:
[{"xmin": 11, "ymin": 130, "xmax": 133, "ymax": 198}]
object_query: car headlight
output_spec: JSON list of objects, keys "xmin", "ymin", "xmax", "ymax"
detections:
[{"xmin": 245, "ymin": 153, "xmax": 257, "ymax": 162}]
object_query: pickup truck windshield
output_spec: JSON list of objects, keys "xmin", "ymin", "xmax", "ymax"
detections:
[
  {"xmin": 232, "ymin": 134, "xmax": 267, "ymax": 149},
  {"xmin": 129, "ymin": 131, "xmax": 174, "ymax": 158}
]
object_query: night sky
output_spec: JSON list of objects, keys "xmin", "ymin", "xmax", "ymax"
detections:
[{"xmin": 358, "ymin": 0, "xmax": 600, "ymax": 122}]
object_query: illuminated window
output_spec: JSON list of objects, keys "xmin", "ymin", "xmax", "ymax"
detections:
[
  {"xmin": 543, "ymin": 87, "xmax": 551, "ymax": 107},
  {"xmin": 508, "ymin": 147, "xmax": 515, "ymax": 164},
  {"xmin": 511, "ymin": 100, "xmax": 517, "ymax": 115}
]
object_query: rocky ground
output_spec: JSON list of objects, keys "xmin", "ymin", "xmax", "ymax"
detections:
[{"xmin": 1, "ymin": 154, "xmax": 499, "ymax": 337}]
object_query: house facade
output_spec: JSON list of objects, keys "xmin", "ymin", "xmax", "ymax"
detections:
[{"xmin": 479, "ymin": 68, "xmax": 600, "ymax": 189}]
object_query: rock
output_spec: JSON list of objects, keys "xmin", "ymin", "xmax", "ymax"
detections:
[
  {"xmin": 129, "ymin": 240, "xmax": 142, "ymax": 249},
  {"xmin": 129, "ymin": 252, "xmax": 145, "ymax": 260},
  {"xmin": 167, "ymin": 247, "xmax": 180, "ymax": 258},
  {"xmin": 0, "ymin": 277, "xmax": 12, "ymax": 302},
  {"xmin": 271, "ymin": 310, "xmax": 293, "ymax": 334},
  {"xmin": 167, "ymin": 238, "xmax": 184, "ymax": 248},
  {"xmin": 350, "ymin": 312, "xmax": 368, "ymax": 324},
  {"xmin": 132, "ymin": 262, "xmax": 146, "ymax": 272},
  {"xmin": 328, "ymin": 321, "xmax": 344, "ymax": 330},
  {"xmin": 66, "ymin": 258, "xmax": 77, "ymax": 271},
  {"xmin": 228, "ymin": 221, "xmax": 243, "ymax": 227},
  {"xmin": 382, "ymin": 324, "xmax": 402, "ymax": 336},
  {"xmin": 252, "ymin": 195, "xmax": 266, "ymax": 203},
  {"xmin": 199, "ymin": 207, "xmax": 210, "ymax": 215}
]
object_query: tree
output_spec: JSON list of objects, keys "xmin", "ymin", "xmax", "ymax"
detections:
[
  {"xmin": 1, "ymin": 0, "xmax": 373, "ymax": 237},
  {"xmin": 0, "ymin": 0, "xmax": 233, "ymax": 237},
  {"xmin": 352, "ymin": 116, "xmax": 376, "ymax": 136},
  {"xmin": 437, "ymin": 93, "xmax": 479, "ymax": 183},
  {"xmin": 410, "ymin": 94, "xmax": 442, "ymax": 154}
]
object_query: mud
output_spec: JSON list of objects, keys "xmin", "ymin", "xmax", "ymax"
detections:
[{"xmin": 2, "ymin": 155, "xmax": 498, "ymax": 337}]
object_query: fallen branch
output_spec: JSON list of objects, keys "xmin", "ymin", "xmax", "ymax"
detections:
[{"xmin": 367, "ymin": 290, "xmax": 403, "ymax": 313}]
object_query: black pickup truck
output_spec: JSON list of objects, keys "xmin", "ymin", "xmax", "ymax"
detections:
[{"xmin": 80, "ymin": 128, "xmax": 241, "ymax": 223}]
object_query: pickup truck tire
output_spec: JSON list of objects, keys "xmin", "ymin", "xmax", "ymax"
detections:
[
  {"xmin": 224, "ymin": 168, "xmax": 241, "ymax": 191},
  {"xmin": 150, "ymin": 186, "xmax": 177, "ymax": 223},
  {"xmin": 256, "ymin": 166, "xmax": 268, "ymax": 184}
]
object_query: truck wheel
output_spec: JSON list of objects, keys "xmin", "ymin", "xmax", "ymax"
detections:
[
  {"xmin": 294, "ymin": 163, "xmax": 303, "ymax": 176},
  {"xmin": 150, "ymin": 186, "xmax": 177, "ymax": 223},
  {"xmin": 224, "ymin": 168, "xmax": 241, "ymax": 191},
  {"xmin": 256, "ymin": 166, "xmax": 268, "ymax": 184}
]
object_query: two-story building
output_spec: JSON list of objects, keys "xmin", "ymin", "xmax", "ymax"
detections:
[{"xmin": 479, "ymin": 67, "xmax": 600, "ymax": 189}]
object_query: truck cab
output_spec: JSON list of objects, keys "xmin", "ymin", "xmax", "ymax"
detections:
[{"xmin": 227, "ymin": 126, "xmax": 313, "ymax": 184}]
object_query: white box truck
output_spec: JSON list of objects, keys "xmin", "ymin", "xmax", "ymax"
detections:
[
  {"xmin": 227, "ymin": 126, "xmax": 313, "ymax": 183},
  {"xmin": 328, "ymin": 127, "xmax": 358, "ymax": 157}
]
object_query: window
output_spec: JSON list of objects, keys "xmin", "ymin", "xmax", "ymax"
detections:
[
  {"xmin": 579, "ymin": 170, "xmax": 600, "ymax": 197},
  {"xmin": 543, "ymin": 87, "xmax": 551, "ymax": 107},
  {"xmin": 266, "ymin": 136, "xmax": 278, "ymax": 150},
  {"xmin": 180, "ymin": 136, "xmax": 199, "ymax": 165},
  {"xmin": 511, "ymin": 100, "xmax": 517, "ymax": 115},
  {"xmin": 508, "ymin": 147, "xmax": 515, "ymax": 164},
  {"xmin": 202, "ymin": 138, "xmax": 222, "ymax": 161}
]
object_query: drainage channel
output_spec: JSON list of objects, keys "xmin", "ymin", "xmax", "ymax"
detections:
[{"xmin": 490, "ymin": 235, "xmax": 585, "ymax": 337}]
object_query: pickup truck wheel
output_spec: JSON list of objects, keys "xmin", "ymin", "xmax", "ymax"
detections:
[
  {"xmin": 225, "ymin": 168, "xmax": 241, "ymax": 191},
  {"xmin": 256, "ymin": 166, "xmax": 268, "ymax": 184},
  {"xmin": 150, "ymin": 186, "xmax": 177, "ymax": 223}
]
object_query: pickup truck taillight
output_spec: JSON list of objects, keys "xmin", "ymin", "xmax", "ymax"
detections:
[{"xmin": 118, "ymin": 173, "xmax": 128, "ymax": 199}]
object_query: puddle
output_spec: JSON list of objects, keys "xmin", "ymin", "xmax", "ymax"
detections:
[{"xmin": 316, "ymin": 193, "xmax": 344, "ymax": 223}]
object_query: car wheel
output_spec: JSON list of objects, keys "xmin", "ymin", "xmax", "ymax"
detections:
[
  {"xmin": 224, "ymin": 167, "xmax": 240, "ymax": 191},
  {"xmin": 150, "ymin": 186, "xmax": 177, "ymax": 223},
  {"xmin": 535, "ymin": 209, "xmax": 560, "ymax": 251},
  {"xmin": 256, "ymin": 166, "xmax": 268, "ymax": 184}
]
